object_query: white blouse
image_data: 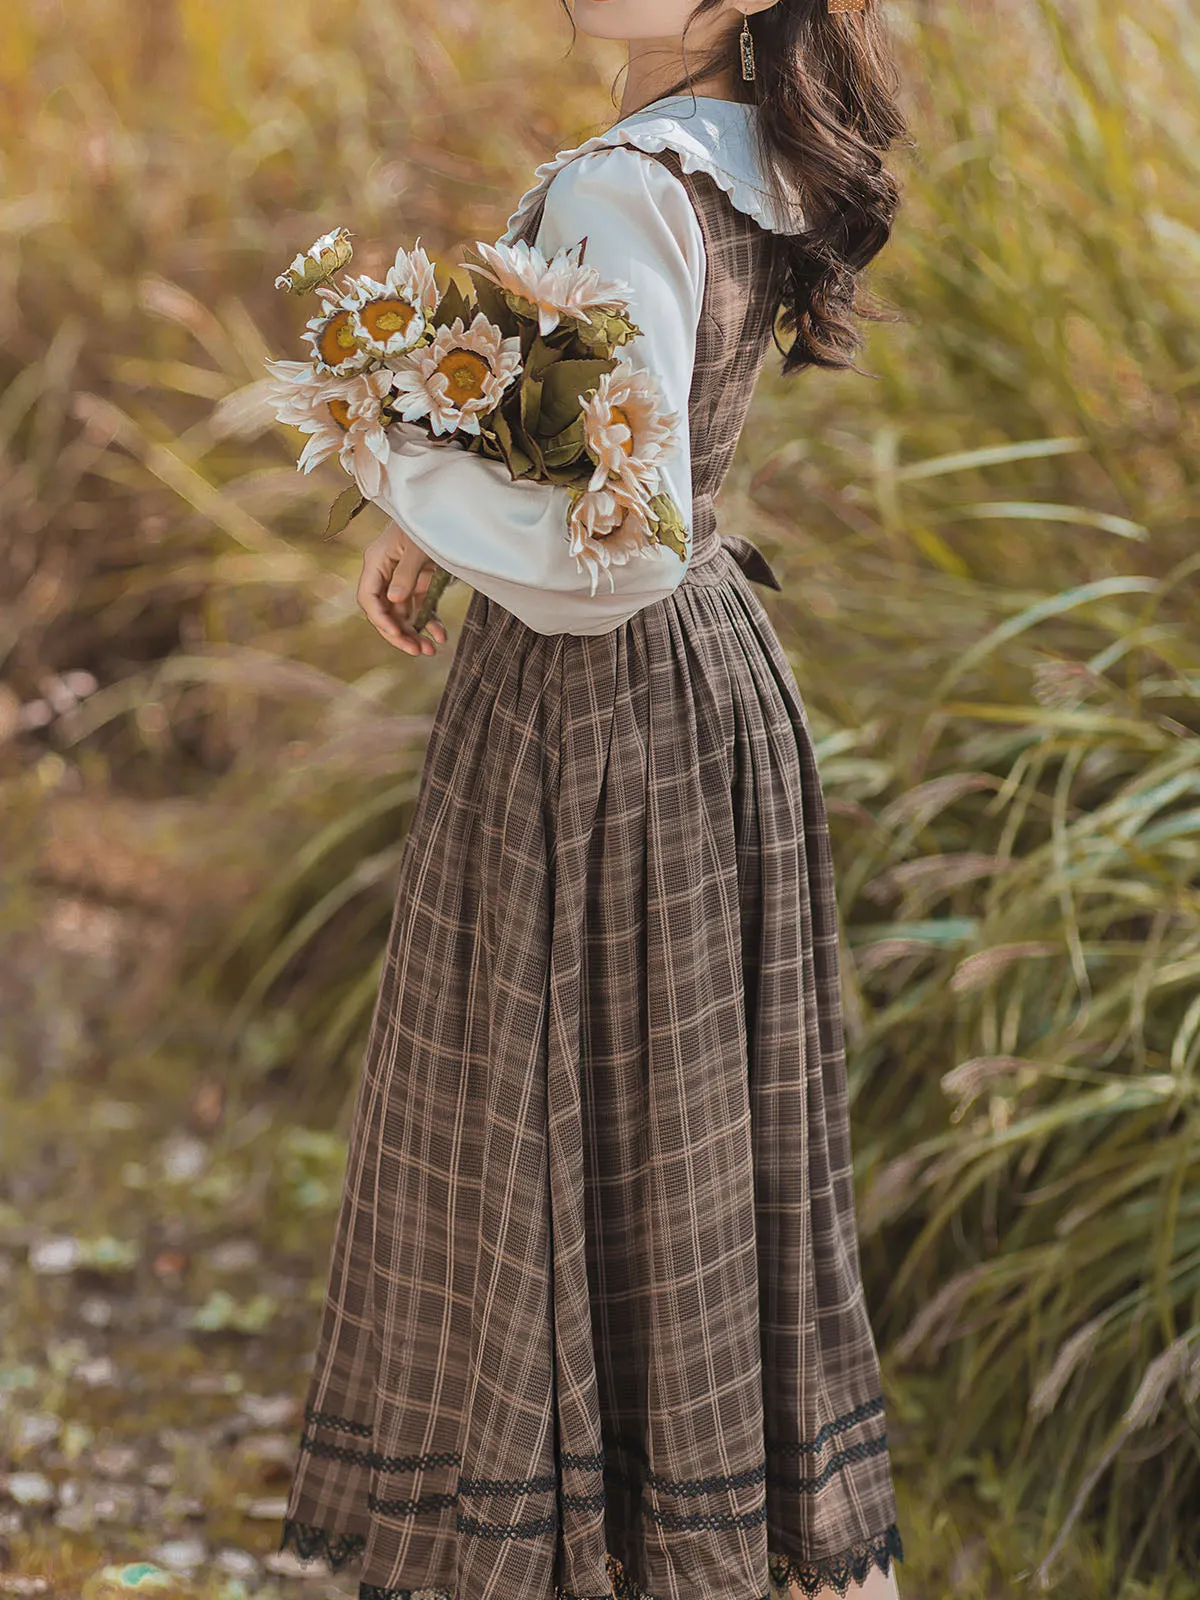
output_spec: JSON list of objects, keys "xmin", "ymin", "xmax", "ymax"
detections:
[{"xmin": 369, "ymin": 96, "xmax": 803, "ymax": 638}]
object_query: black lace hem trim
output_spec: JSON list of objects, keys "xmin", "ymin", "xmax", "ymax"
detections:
[
  {"xmin": 278, "ymin": 1518, "xmax": 903, "ymax": 1600},
  {"xmin": 768, "ymin": 1525, "xmax": 904, "ymax": 1597},
  {"xmin": 279, "ymin": 1516, "xmax": 366, "ymax": 1570}
]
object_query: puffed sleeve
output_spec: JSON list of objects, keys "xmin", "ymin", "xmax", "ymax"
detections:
[{"xmin": 368, "ymin": 146, "xmax": 706, "ymax": 637}]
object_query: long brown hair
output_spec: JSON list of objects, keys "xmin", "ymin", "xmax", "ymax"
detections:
[{"xmin": 558, "ymin": 0, "xmax": 912, "ymax": 377}]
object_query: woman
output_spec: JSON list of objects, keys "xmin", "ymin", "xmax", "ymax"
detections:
[{"xmin": 279, "ymin": 2, "xmax": 909, "ymax": 1598}]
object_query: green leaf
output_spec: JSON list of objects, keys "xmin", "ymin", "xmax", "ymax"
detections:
[
  {"xmin": 574, "ymin": 308, "xmax": 641, "ymax": 356},
  {"xmin": 541, "ymin": 460, "xmax": 594, "ymax": 490},
  {"xmin": 467, "ymin": 272, "xmax": 520, "ymax": 338},
  {"xmin": 539, "ymin": 414, "xmax": 588, "ymax": 469},
  {"xmin": 489, "ymin": 388, "xmax": 541, "ymax": 478},
  {"xmin": 647, "ymin": 492, "xmax": 688, "ymax": 560},
  {"xmin": 485, "ymin": 407, "xmax": 535, "ymax": 478},
  {"xmin": 523, "ymin": 335, "xmax": 566, "ymax": 380},
  {"xmin": 519, "ymin": 373, "xmax": 546, "ymax": 464},
  {"xmin": 430, "ymin": 279, "xmax": 474, "ymax": 331},
  {"xmin": 322, "ymin": 484, "xmax": 367, "ymax": 541},
  {"xmin": 501, "ymin": 287, "xmax": 541, "ymax": 324},
  {"xmin": 538, "ymin": 358, "xmax": 613, "ymax": 436}
]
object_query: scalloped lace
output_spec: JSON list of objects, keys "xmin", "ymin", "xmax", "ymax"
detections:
[
  {"xmin": 768, "ymin": 1527, "xmax": 904, "ymax": 1596},
  {"xmin": 501, "ymin": 95, "xmax": 807, "ymax": 243},
  {"xmin": 279, "ymin": 1517, "xmax": 366, "ymax": 1570},
  {"xmin": 279, "ymin": 1518, "xmax": 902, "ymax": 1600}
]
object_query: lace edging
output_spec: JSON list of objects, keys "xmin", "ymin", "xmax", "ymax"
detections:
[
  {"xmin": 768, "ymin": 1525, "xmax": 904, "ymax": 1598},
  {"xmin": 279, "ymin": 1516, "xmax": 366, "ymax": 1571},
  {"xmin": 278, "ymin": 1517, "xmax": 902, "ymax": 1600},
  {"xmin": 500, "ymin": 105, "xmax": 806, "ymax": 242}
]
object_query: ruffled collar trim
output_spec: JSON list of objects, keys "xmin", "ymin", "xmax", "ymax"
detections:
[{"xmin": 501, "ymin": 94, "xmax": 806, "ymax": 243}]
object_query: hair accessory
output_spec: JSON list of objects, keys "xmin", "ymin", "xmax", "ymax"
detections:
[
  {"xmin": 827, "ymin": 0, "xmax": 867, "ymax": 11},
  {"xmin": 739, "ymin": 13, "xmax": 756, "ymax": 81}
]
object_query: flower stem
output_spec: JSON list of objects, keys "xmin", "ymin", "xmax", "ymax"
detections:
[{"xmin": 412, "ymin": 565, "xmax": 454, "ymax": 633}]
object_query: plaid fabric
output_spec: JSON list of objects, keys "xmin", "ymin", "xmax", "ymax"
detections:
[{"xmin": 280, "ymin": 147, "xmax": 902, "ymax": 1600}]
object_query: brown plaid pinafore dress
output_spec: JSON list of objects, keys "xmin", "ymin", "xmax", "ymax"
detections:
[{"xmin": 279, "ymin": 144, "xmax": 903, "ymax": 1600}]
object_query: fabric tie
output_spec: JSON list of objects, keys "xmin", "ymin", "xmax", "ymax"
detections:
[
  {"xmin": 687, "ymin": 524, "xmax": 783, "ymax": 592},
  {"xmin": 719, "ymin": 532, "xmax": 783, "ymax": 591}
]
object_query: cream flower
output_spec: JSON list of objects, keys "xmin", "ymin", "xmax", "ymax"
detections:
[
  {"xmin": 332, "ymin": 369, "xmax": 398, "ymax": 499},
  {"xmin": 467, "ymin": 238, "xmax": 632, "ymax": 337},
  {"xmin": 264, "ymin": 359, "xmax": 393, "ymax": 495},
  {"xmin": 567, "ymin": 481, "xmax": 659, "ymax": 597},
  {"xmin": 343, "ymin": 241, "xmax": 441, "ymax": 359},
  {"xmin": 264, "ymin": 358, "xmax": 354, "ymax": 473},
  {"xmin": 387, "ymin": 240, "xmax": 440, "ymax": 316},
  {"xmin": 274, "ymin": 226, "xmax": 354, "ymax": 295},
  {"xmin": 390, "ymin": 313, "xmax": 521, "ymax": 437},
  {"xmin": 301, "ymin": 298, "xmax": 374, "ymax": 378},
  {"xmin": 581, "ymin": 357, "xmax": 679, "ymax": 498}
]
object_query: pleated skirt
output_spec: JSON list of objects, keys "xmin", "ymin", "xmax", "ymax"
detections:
[{"xmin": 279, "ymin": 542, "xmax": 902, "ymax": 1600}]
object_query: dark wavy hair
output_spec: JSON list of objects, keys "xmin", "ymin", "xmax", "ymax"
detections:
[{"xmin": 558, "ymin": 0, "xmax": 912, "ymax": 377}]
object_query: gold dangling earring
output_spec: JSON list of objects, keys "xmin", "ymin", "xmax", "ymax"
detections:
[{"xmin": 739, "ymin": 12, "xmax": 756, "ymax": 81}]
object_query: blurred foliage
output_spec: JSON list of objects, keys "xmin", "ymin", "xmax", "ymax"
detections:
[{"xmin": 2, "ymin": 0, "xmax": 1199, "ymax": 1594}]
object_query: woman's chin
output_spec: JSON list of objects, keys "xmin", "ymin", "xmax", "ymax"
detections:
[{"xmin": 570, "ymin": 0, "xmax": 633, "ymax": 39}]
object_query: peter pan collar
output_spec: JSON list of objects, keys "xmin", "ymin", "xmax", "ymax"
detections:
[{"xmin": 501, "ymin": 94, "xmax": 807, "ymax": 242}]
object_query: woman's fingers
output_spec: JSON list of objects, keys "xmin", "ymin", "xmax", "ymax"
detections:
[
  {"xmin": 357, "ymin": 541, "xmax": 410, "ymax": 651},
  {"xmin": 386, "ymin": 546, "xmax": 443, "ymax": 655},
  {"xmin": 385, "ymin": 541, "xmax": 423, "ymax": 605},
  {"xmin": 358, "ymin": 526, "xmax": 448, "ymax": 655}
]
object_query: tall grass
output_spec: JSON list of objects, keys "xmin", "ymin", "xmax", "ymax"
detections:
[{"xmin": 3, "ymin": 0, "xmax": 1199, "ymax": 1590}]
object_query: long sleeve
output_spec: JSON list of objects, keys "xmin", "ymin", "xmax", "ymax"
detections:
[{"xmin": 369, "ymin": 147, "xmax": 706, "ymax": 637}]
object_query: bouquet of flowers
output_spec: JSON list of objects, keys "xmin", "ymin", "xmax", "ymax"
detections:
[{"xmin": 264, "ymin": 226, "xmax": 688, "ymax": 629}]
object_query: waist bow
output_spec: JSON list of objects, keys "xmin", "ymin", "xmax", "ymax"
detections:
[{"xmin": 718, "ymin": 533, "xmax": 783, "ymax": 592}]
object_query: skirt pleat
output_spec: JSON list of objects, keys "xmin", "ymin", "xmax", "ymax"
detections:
[{"xmin": 280, "ymin": 547, "xmax": 901, "ymax": 1600}]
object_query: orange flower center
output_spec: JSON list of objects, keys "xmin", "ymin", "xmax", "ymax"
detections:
[
  {"xmin": 610, "ymin": 404, "xmax": 636, "ymax": 455},
  {"xmin": 359, "ymin": 297, "xmax": 419, "ymax": 344},
  {"xmin": 318, "ymin": 310, "xmax": 362, "ymax": 368},
  {"xmin": 437, "ymin": 348, "xmax": 491, "ymax": 404},
  {"xmin": 327, "ymin": 397, "xmax": 352, "ymax": 431}
]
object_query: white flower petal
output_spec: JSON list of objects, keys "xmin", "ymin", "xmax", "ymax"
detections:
[
  {"xmin": 468, "ymin": 237, "xmax": 632, "ymax": 336},
  {"xmin": 393, "ymin": 314, "xmax": 522, "ymax": 438}
]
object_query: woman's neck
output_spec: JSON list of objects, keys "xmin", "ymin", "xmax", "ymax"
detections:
[{"xmin": 619, "ymin": 40, "xmax": 742, "ymax": 119}]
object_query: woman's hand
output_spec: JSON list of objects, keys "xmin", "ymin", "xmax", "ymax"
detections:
[{"xmin": 357, "ymin": 520, "xmax": 450, "ymax": 657}]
